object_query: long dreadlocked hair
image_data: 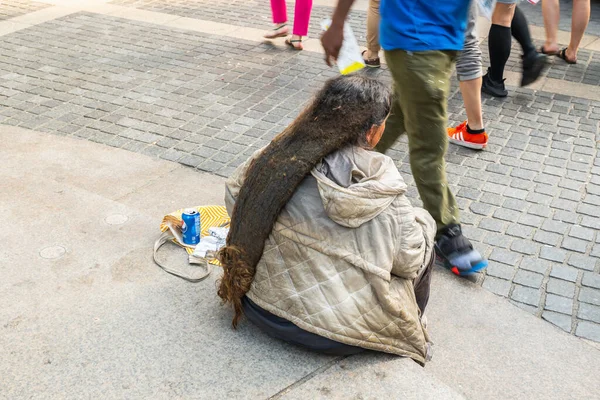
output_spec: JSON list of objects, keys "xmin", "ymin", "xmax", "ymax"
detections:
[{"xmin": 218, "ymin": 75, "xmax": 392, "ymax": 327}]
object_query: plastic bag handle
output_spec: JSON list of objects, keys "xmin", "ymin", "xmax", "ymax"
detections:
[{"xmin": 153, "ymin": 231, "xmax": 212, "ymax": 283}]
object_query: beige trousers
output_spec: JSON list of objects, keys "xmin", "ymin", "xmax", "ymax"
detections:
[{"xmin": 366, "ymin": 0, "xmax": 380, "ymax": 54}]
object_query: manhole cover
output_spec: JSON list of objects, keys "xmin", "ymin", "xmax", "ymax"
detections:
[
  {"xmin": 105, "ymin": 214, "xmax": 128, "ymax": 225},
  {"xmin": 39, "ymin": 246, "xmax": 66, "ymax": 259}
]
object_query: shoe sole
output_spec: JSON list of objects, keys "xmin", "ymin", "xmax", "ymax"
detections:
[
  {"xmin": 449, "ymin": 137, "xmax": 486, "ymax": 150},
  {"xmin": 481, "ymin": 85, "xmax": 508, "ymax": 98},
  {"xmin": 436, "ymin": 255, "xmax": 489, "ymax": 276},
  {"xmin": 264, "ymin": 30, "xmax": 290, "ymax": 39}
]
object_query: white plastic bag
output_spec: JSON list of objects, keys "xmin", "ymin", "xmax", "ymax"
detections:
[{"xmin": 321, "ymin": 19, "xmax": 365, "ymax": 75}]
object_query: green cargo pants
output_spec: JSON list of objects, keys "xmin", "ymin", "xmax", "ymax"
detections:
[{"xmin": 376, "ymin": 50, "xmax": 460, "ymax": 234}]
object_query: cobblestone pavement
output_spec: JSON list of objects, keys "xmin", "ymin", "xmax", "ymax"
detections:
[
  {"xmin": 0, "ymin": 0, "xmax": 49, "ymax": 20},
  {"xmin": 113, "ymin": 0, "xmax": 600, "ymax": 86},
  {"xmin": 520, "ymin": 0, "xmax": 600, "ymax": 38},
  {"xmin": 0, "ymin": 6, "xmax": 599, "ymax": 342},
  {"xmin": 111, "ymin": 0, "xmax": 369, "ymax": 41}
]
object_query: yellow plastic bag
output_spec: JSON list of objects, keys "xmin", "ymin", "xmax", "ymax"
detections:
[{"xmin": 154, "ymin": 206, "xmax": 230, "ymax": 282}]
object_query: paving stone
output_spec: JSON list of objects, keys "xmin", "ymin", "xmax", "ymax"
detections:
[
  {"xmin": 569, "ymin": 225, "xmax": 594, "ymax": 245},
  {"xmin": 458, "ymin": 187, "xmax": 481, "ymax": 201},
  {"xmin": 568, "ymin": 254, "xmax": 598, "ymax": 272},
  {"xmin": 510, "ymin": 239, "xmax": 539, "ymax": 256},
  {"xmin": 544, "ymin": 294, "xmax": 574, "ymax": 315},
  {"xmin": 542, "ymin": 311, "xmax": 572, "ymax": 333},
  {"xmin": 593, "ymin": 244, "xmax": 600, "ymax": 259},
  {"xmin": 486, "ymin": 262, "xmax": 517, "ymax": 280},
  {"xmin": 579, "ymin": 287, "xmax": 600, "ymax": 306},
  {"xmin": 552, "ymin": 210, "xmax": 579, "ymax": 224},
  {"xmin": 482, "ymin": 276, "xmax": 511, "ymax": 297},
  {"xmin": 159, "ymin": 149, "xmax": 186, "ymax": 162},
  {"xmin": 547, "ymin": 278, "xmax": 576, "ymax": 298},
  {"xmin": 527, "ymin": 204, "xmax": 552, "ymax": 218},
  {"xmin": 540, "ymin": 246, "xmax": 567, "ymax": 263},
  {"xmin": 519, "ymin": 213, "xmax": 544, "ymax": 227},
  {"xmin": 179, "ymin": 154, "xmax": 205, "ymax": 168},
  {"xmin": 519, "ymin": 257, "xmax": 551, "ymax": 274},
  {"xmin": 575, "ymin": 321, "xmax": 600, "ymax": 341},
  {"xmin": 481, "ymin": 181, "xmax": 506, "ymax": 194},
  {"xmin": 511, "ymin": 285, "xmax": 542, "ymax": 307},
  {"xmin": 513, "ymin": 270, "xmax": 544, "ymax": 289},
  {"xmin": 550, "ymin": 265, "xmax": 579, "ymax": 282},
  {"xmin": 504, "ymin": 187, "xmax": 528, "ymax": 200},
  {"xmin": 198, "ymin": 160, "xmax": 226, "ymax": 173},
  {"xmin": 533, "ymin": 230, "xmax": 562, "ymax": 247},
  {"xmin": 541, "ymin": 219, "xmax": 570, "ymax": 235},
  {"xmin": 506, "ymin": 223, "xmax": 534, "ymax": 239},
  {"xmin": 561, "ymin": 237, "xmax": 589, "ymax": 254},
  {"xmin": 493, "ymin": 208, "xmax": 521, "ymax": 222},
  {"xmin": 489, "ymin": 248, "xmax": 521, "ymax": 266},
  {"xmin": 511, "ymin": 301, "xmax": 538, "ymax": 315},
  {"xmin": 478, "ymin": 218, "xmax": 505, "ymax": 232},
  {"xmin": 483, "ymin": 232, "xmax": 512, "ymax": 249},
  {"xmin": 578, "ymin": 203, "xmax": 600, "ymax": 218},
  {"xmin": 582, "ymin": 273, "xmax": 600, "ymax": 289},
  {"xmin": 469, "ymin": 202, "xmax": 496, "ymax": 216},
  {"xmin": 578, "ymin": 303, "xmax": 600, "ymax": 324},
  {"xmin": 503, "ymin": 198, "xmax": 529, "ymax": 211}
]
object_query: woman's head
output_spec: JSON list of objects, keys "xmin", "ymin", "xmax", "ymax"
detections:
[
  {"xmin": 218, "ymin": 75, "xmax": 392, "ymax": 327},
  {"xmin": 304, "ymin": 75, "xmax": 391, "ymax": 148}
]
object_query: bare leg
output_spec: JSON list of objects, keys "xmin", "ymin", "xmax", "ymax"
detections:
[
  {"xmin": 492, "ymin": 2, "xmax": 516, "ymax": 27},
  {"xmin": 460, "ymin": 78, "xmax": 484, "ymax": 131},
  {"xmin": 566, "ymin": 0, "xmax": 591, "ymax": 60},
  {"xmin": 542, "ymin": 0, "xmax": 560, "ymax": 53}
]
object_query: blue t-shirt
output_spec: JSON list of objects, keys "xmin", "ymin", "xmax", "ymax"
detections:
[{"xmin": 380, "ymin": 0, "xmax": 471, "ymax": 52}]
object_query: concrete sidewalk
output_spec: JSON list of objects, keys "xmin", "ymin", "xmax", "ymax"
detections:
[{"xmin": 1, "ymin": 127, "xmax": 599, "ymax": 399}]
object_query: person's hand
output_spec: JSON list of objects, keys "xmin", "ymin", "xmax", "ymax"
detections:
[{"xmin": 321, "ymin": 22, "xmax": 344, "ymax": 67}]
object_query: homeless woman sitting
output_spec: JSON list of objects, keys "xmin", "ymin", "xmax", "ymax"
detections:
[{"xmin": 218, "ymin": 75, "xmax": 436, "ymax": 365}]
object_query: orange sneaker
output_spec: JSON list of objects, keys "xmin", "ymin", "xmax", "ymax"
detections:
[{"xmin": 448, "ymin": 121, "xmax": 488, "ymax": 150}]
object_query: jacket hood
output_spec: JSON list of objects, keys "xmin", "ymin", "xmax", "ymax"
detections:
[{"xmin": 311, "ymin": 146, "xmax": 407, "ymax": 228}]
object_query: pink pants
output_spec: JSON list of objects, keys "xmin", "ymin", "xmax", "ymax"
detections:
[{"xmin": 270, "ymin": 0, "xmax": 313, "ymax": 36}]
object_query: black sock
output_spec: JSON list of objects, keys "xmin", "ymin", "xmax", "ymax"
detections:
[
  {"xmin": 511, "ymin": 6, "xmax": 536, "ymax": 60},
  {"xmin": 466, "ymin": 124, "xmax": 485, "ymax": 134},
  {"xmin": 488, "ymin": 24, "xmax": 511, "ymax": 83}
]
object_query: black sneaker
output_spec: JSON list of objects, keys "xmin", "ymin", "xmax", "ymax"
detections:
[
  {"xmin": 435, "ymin": 224, "xmax": 488, "ymax": 276},
  {"xmin": 521, "ymin": 52, "xmax": 549, "ymax": 87},
  {"xmin": 481, "ymin": 70, "xmax": 508, "ymax": 98}
]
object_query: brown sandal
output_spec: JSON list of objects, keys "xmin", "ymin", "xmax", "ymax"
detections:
[
  {"xmin": 361, "ymin": 50, "xmax": 381, "ymax": 68},
  {"xmin": 285, "ymin": 38, "xmax": 303, "ymax": 51}
]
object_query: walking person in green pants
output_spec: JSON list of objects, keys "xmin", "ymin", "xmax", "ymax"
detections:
[{"xmin": 322, "ymin": 0, "xmax": 488, "ymax": 276}]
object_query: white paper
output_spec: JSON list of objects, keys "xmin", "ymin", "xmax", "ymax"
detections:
[
  {"xmin": 321, "ymin": 19, "xmax": 365, "ymax": 75},
  {"xmin": 192, "ymin": 236, "xmax": 218, "ymax": 258}
]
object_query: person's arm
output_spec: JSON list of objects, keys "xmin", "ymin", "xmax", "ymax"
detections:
[
  {"xmin": 321, "ymin": 0, "xmax": 356, "ymax": 66},
  {"xmin": 391, "ymin": 209, "xmax": 436, "ymax": 280}
]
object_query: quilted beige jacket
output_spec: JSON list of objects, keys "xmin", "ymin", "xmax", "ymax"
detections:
[{"xmin": 224, "ymin": 146, "xmax": 436, "ymax": 364}]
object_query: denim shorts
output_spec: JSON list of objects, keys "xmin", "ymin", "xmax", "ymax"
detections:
[{"xmin": 496, "ymin": 0, "xmax": 518, "ymax": 4}]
